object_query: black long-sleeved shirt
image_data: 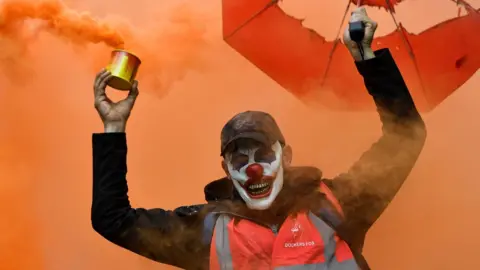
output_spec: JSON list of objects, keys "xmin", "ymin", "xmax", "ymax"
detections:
[{"xmin": 91, "ymin": 49, "xmax": 426, "ymax": 269}]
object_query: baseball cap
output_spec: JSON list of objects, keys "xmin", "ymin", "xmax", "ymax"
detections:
[{"xmin": 220, "ymin": 111, "xmax": 285, "ymax": 156}]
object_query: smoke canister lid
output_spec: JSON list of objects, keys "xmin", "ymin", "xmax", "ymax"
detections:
[{"xmin": 106, "ymin": 49, "xmax": 141, "ymax": 91}]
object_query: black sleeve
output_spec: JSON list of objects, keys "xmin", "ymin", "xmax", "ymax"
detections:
[
  {"xmin": 91, "ymin": 133, "xmax": 210, "ymax": 269},
  {"xmin": 325, "ymin": 49, "xmax": 427, "ymax": 238}
]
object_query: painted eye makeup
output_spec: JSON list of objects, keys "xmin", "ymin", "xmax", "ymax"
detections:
[
  {"xmin": 255, "ymin": 147, "xmax": 276, "ymax": 164},
  {"xmin": 231, "ymin": 154, "xmax": 249, "ymax": 171}
]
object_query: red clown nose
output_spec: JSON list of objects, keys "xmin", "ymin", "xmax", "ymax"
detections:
[{"xmin": 246, "ymin": 163, "xmax": 264, "ymax": 179}]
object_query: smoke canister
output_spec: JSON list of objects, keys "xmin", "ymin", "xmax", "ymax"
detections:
[{"xmin": 106, "ymin": 50, "xmax": 141, "ymax": 90}]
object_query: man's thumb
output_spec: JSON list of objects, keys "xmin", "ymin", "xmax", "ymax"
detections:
[
  {"xmin": 127, "ymin": 81, "xmax": 139, "ymax": 101},
  {"xmin": 355, "ymin": 6, "xmax": 367, "ymax": 15}
]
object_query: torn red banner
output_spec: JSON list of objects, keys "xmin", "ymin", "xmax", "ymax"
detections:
[{"xmin": 222, "ymin": 0, "xmax": 479, "ymax": 111}]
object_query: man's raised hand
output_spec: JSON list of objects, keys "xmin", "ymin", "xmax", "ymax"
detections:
[
  {"xmin": 343, "ymin": 7, "xmax": 378, "ymax": 61},
  {"xmin": 93, "ymin": 69, "xmax": 139, "ymax": 133}
]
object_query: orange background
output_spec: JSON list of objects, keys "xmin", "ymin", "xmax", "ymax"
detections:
[{"xmin": 0, "ymin": 0, "xmax": 478, "ymax": 269}]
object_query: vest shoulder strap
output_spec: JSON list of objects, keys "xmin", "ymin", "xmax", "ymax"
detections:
[
  {"xmin": 319, "ymin": 181, "xmax": 343, "ymax": 215},
  {"xmin": 317, "ymin": 181, "xmax": 344, "ymax": 228},
  {"xmin": 202, "ymin": 211, "xmax": 218, "ymax": 245}
]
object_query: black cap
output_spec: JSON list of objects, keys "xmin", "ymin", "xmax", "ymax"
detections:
[{"xmin": 220, "ymin": 111, "xmax": 285, "ymax": 156}]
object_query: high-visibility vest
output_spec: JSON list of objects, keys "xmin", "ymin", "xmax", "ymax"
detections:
[{"xmin": 209, "ymin": 182, "xmax": 359, "ymax": 269}]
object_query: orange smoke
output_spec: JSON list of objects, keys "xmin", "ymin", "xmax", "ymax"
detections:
[
  {"xmin": 0, "ymin": 0, "xmax": 210, "ymax": 269},
  {"xmin": 0, "ymin": 0, "xmax": 209, "ymax": 97},
  {"xmin": 0, "ymin": 0, "xmax": 479, "ymax": 270},
  {"xmin": 0, "ymin": 0, "xmax": 124, "ymax": 83},
  {"xmin": 0, "ymin": 0, "xmax": 124, "ymax": 47}
]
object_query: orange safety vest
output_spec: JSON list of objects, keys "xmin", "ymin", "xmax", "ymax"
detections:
[{"xmin": 209, "ymin": 182, "xmax": 359, "ymax": 269}]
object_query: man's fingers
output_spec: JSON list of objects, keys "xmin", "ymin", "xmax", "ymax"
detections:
[
  {"xmin": 357, "ymin": 6, "xmax": 367, "ymax": 15},
  {"xmin": 94, "ymin": 74, "xmax": 113, "ymax": 112},
  {"xmin": 350, "ymin": 7, "xmax": 376, "ymax": 30},
  {"xmin": 99, "ymin": 73, "xmax": 113, "ymax": 89},
  {"xmin": 94, "ymin": 68, "xmax": 106, "ymax": 82},
  {"xmin": 94, "ymin": 70, "xmax": 111, "ymax": 88},
  {"xmin": 131, "ymin": 80, "xmax": 139, "ymax": 91},
  {"xmin": 126, "ymin": 80, "xmax": 139, "ymax": 103},
  {"xmin": 94, "ymin": 69, "xmax": 108, "ymax": 89},
  {"xmin": 352, "ymin": 6, "xmax": 367, "ymax": 16},
  {"xmin": 94, "ymin": 73, "xmax": 113, "ymax": 98},
  {"xmin": 349, "ymin": 13, "xmax": 367, "ymax": 23},
  {"xmin": 365, "ymin": 20, "xmax": 378, "ymax": 31},
  {"xmin": 98, "ymin": 71, "xmax": 112, "ymax": 87},
  {"xmin": 350, "ymin": 7, "xmax": 369, "ymax": 22}
]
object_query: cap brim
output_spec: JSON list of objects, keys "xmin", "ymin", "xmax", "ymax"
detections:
[{"xmin": 221, "ymin": 132, "xmax": 270, "ymax": 156}]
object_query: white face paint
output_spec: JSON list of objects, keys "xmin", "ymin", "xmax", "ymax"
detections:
[{"xmin": 225, "ymin": 141, "xmax": 284, "ymax": 210}]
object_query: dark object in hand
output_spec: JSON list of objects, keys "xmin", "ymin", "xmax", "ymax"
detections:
[{"xmin": 349, "ymin": 21, "xmax": 365, "ymax": 43}]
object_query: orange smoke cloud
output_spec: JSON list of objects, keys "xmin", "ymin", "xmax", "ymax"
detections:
[
  {"xmin": 0, "ymin": 1, "xmax": 211, "ymax": 269},
  {"xmin": 0, "ymin": 0, "xmax": 124, "ymax": 47},
  {"xmin": 0, "ymin": 0, "xmax": 479, "ymax": 270},
  {"xmin": 0, "ymin": 0, "xmax": 123, "ymax": 83},
  {"xmin": 0, "ymin": 0, "xmax": 209, "ymax": 97}
]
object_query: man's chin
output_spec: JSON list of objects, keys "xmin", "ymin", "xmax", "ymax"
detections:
[{"xmin": 245, "ymin": 196, "xmax": 275, "ymax": 210}]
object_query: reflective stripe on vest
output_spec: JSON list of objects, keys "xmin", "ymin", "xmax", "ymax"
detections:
[
  {"xmin": 211, "ymin": 215, "xmax": 234, "ymax": 269},
  {"xmin": 210, "ymin": 212, "xmax": 359, "ymax": 270}
]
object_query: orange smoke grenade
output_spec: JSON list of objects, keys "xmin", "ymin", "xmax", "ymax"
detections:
[{"xmin": 106, "ymin": 50, "xmax": 141, "ymax": 90}]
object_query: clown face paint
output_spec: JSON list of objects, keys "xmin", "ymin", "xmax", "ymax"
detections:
[{"xmin": 225, "ymin": 141, "xmax": 284, "ymax": 210}]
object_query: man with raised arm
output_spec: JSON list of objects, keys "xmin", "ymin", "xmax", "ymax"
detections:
[{"xmin": 91, "ymin": 8, "xmax": 426, "ymax": 269}]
